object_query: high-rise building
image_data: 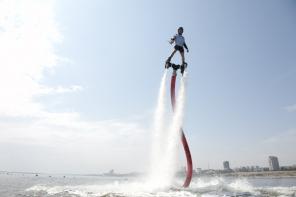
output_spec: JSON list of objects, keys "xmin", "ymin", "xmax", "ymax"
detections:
[
  {"xmin": 268, "ymin": 156, "xmax": 280, "ymax": 171},
  {"xmin": 223, "ymin": 161, "xmax": 230, "ymax": 170}
]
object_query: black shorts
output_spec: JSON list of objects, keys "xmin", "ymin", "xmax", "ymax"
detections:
[{"xmin": 174, "ymin": 45, "xmax": 184, "ymax": 53}]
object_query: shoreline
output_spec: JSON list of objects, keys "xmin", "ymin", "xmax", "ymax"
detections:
[{"xmin": 219, "ymin": 171, "xmax": 296, "ymax": 178}]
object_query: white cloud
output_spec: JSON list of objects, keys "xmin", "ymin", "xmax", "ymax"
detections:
[
  {"xmin": 0, "ymin": 113, "xmax": 150, "ymax": 173},
  {"xmin": 262, "ymin": 129, "xmax": 296, "ymax": 145},
  {"xmin": 284, "ymin": 104, "xmax": 296, "ymax": 112},
  {"xmin": 0, "ymin": 0, "xmax": 150, "ymax": 173},
  {"xmin": 38, "ymin": 85, "xmax": 83, "ymax": 95},
  {"xmin": 0, "ymin": 0, "xmax": 62, "ymax": 117}
]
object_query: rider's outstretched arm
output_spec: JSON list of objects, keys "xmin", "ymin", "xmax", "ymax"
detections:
[
  {"xmin": 169, "ymin": 35, "xmax": 176, "ymax": 44},
  {"xmin": 184, "ymin": 42, "xmax": 189, "ymax": 52}
]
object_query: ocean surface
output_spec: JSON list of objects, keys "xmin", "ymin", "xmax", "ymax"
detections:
[{"xmin": 0, "ymin": 173, "xmax": 296, "ymax": 197}]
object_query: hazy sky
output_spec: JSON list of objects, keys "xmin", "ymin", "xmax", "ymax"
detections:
[{"xmin": 0, "ymin": 0, "xmax": 295, "ymax": 174}]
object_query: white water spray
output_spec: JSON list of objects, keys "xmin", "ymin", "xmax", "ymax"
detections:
[
  {"xmin": 147, "ymin": 71, "xmax": 187, "ymax": 190},
  {"xmin": 147, "ymin": 70, "xmax": 168, "ymax": 189},
  {"xmin": 162, "ymin": 71, "xmax": 187, "ymax": 186}
]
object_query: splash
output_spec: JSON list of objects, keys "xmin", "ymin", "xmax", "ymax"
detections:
[
  {"xmin": 25, "ymin": 176, "xmax": 296, "ymax": 197},
  {"xmin": 26, "ymin": 182, "xmax": 195, "ymax": 197}
]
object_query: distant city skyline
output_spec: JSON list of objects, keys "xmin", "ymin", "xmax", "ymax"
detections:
[
  {"xmin": 269, "ymin": 156, "xmax": 280, "ymax": 171},
  {"xmin": 1, "ymin": 156, "xmax": 296, "ymax": 174}
]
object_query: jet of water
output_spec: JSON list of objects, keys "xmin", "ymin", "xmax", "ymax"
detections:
[
  {"xmin": 161, "ymin": 71, "xmax": 187, "ymax": 187},
  {"xmin": 146, "ymin": 71, "xmax": 188, "ymax": 190},
  {"xmin": 147, "ymin": 70, "xmax": 168, "ymax": 189}
]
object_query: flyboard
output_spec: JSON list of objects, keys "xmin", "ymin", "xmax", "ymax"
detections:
[{"xmin": 165, "ymin": 61, "xmax": 192, "ymax": 187}]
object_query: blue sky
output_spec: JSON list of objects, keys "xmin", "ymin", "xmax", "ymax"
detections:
[{"xmin": 0, "ymin": 0, "xmax": 295, "ymax": 173}]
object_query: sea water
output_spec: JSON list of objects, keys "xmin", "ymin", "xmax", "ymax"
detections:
[{"xmin": 1, "ymin": 173, "xmax": 296, "ymax": 197}]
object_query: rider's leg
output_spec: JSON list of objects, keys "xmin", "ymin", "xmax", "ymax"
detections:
[
  {"xmin": 180, "ymin": 51, "xmax": 185, "ymax": 65},
  {"xmin": 167, "ymin": 49, "xmax": 177, "ymax": 62}
]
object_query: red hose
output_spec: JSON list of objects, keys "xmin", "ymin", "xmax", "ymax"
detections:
[{"xmin": 170, "ymin": 71, "xmax": 193, "ymax": 188}]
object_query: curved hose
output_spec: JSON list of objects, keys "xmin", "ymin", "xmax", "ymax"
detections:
[{"xmin": 170, "ymin": 71, "xmax": 193, "ymax": 188}]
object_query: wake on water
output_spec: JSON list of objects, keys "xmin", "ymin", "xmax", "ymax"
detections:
[{"xmin": 24, "ymin": 176, "xmax": 296, "ymax": 197}]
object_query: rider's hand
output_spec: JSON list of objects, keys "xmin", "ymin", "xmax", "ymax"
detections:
[{"xmin": 187, "ymin": 49, "xmax": 189, "ymax": 53}]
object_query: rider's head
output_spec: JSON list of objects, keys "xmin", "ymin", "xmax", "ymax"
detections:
[{"xmin": 178, "ymin": 27, "xmax": 184, "ymax": 35}]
